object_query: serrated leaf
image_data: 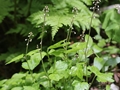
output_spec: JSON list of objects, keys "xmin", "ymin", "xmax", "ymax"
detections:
[
  {"xmin": 28, "ymin": 0, "xmax": 100, "ymax": 40},
  {"xmin": 0, "ymin": 0, "xmax": 13, "ymax": 23},
  {"xmin": 46, "ymin": 15, "xmax": 71, "ymax": 40}
]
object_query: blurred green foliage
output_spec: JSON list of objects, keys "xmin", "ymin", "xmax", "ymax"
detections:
[{"xmin": 0, "ymin": 0, "xmax": 120, "ymax": 89}]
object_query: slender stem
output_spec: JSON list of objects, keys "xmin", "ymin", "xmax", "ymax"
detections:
[
  {"xmin": 84, "ymin": 1, "xmax": 98, "ymax": 82},
  {"xmin": 66, "ymin": 7, "xmax": 77, "ymax": 48},
  {"xmin": 38, "ymin": 6, "xmax": 51, "ymax": 87},
  {"xmin": 89, "ymin": 75, "xmax": 96, "ymax": 89},
  {"xmin": 39, "ymin": 9, "xmax": 47, "ymax": 74},
  {"xmin": 66, "ymin": 15, "xmax": 75, "ymax": 43},
  {"xmin": 25, "ymin": 39, "xmax": 34, "ymax": 82},
  {"xmin": 64, "ymin": 15, "xmax": 75, "ymax": 62}
]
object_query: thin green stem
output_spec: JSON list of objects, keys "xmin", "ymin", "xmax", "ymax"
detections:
[
  {"xmin": 66, "ymin": 15, "xmax": 75, "ymax": 43},
  {"xmin": 38, "ymin": 6, "xmax": 51, "ymax": 87},
  {"xmin": 84, "ymin": 0, "xmax": 98, "ymax": 82},
  {"xmin": 84, "ymin": 12, "xmax": 95, "ymax": 82},
  {"xmin": 66, "ymin": 7, "xmax": 77, "ymax": 49},
  {"xmin": 64, "ymin": 15, "xmax": 75, "ymax": 62},
  {"xmin": 25, "ymin": 39, "xmax": 34, "ymax": 82},
  {"xmin": 39, "ymin": 9, "xmax": 47, "ymax": 74}
]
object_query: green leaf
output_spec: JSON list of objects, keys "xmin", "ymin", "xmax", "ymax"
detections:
[
  {"xmin": 49, "ymin": 74, "xmax": 62, "ymax": 81},
  {"xmin": 48, "ymin": 39, "xmax": 70, "ymax": 49},
  {"xmin": 101, "ymin": 9, "xmax": 120, "ymax": 42},
  {"xmin": 29, "ymin": 0, "xmax": 100, "ymax": 40},
  {"xmin": 76, "ymin": 63, "xmax": 84, "ymax": 80},
  {"xmin": 6, "ymin": 49, "xmax": 40, "ymax": 65},
  {"xmin": 55, "ymin": 60, "xmax": 68, "ymax": 72},
  {"xmin": 22, "ymin": 52, "xmax": 46, "ymax": 70},
  {"xmin": 66, "ymin": 42, "xmax": 86, "ymax": 54},
  {"xmin": 85, "ymin": 35, "xmax": 93, "ymax": 48},
  {"xmin": 88, "ymin": 66, "xmax": 114, "ymax": 82},
  {"xmin": 66, "ymin": 42, "xmax": 93, "ymax": 59},
  {"xmin": 46, "ymin": 15, "xmax": 71, "ymax": 40},
  {"xmin": 11, "ymin": 73, "xmax": 26, "ymax": 79},
  {"xmin": 48, "ymin": 60, "xmax": 68, "ymax": 81},
  {"xmin": 81, "ymin": 0, "xmax": 92, "ymax": 5},
  {"xmin": 0, "ymin": 79, "xmax": 7, "ymax": 86},
  {"xmin": 92, "ymin": 44, "xmax": 102, "ymax": 53},
  {"xmin": 48, "ymin": 60, "xmax": 68, "ymax": 73},
  {"xmin": 72, "ymin": 80, "xmax": 89, "ymax": 90},
  {"xmin": 93, "ymin": 57, "xmax": 106, "ymax": 70},
  {"xmin": 66, "ymin": 0, "xmax": 89, "ymax": 12},
  {"xmin": 105, "ymin": 57, "xmax": 120, "ymax": 67},
  {"xmin": 6, "ymin": 54, "xmax": 24, "ymax": 64},
  {"xmin": 97, "ymin": 39, "xmax": 106, "ymax": 47},
  {"xmin": 97, "ymin": 73, "xmax": 114, "ymax": 82},
  {"xmin": 0, "ymin": 0, "xmax": 13, "ymax": 23},
  {"xmin": 70, "ymin": 66, "xmax": 77, "ymax": 76},
  {"xmin": 70, "ymin": 63, "xmax": 86, "ymax": 80},
  {"xmin": 23, "ymin": 86, "xmax": 36, "ymax": 90},
  {"xmin": 51, "ymin": 0, "xmax": 67, "ymax": 9},
  {"xmin": 88, "ymin": 66, "xmax": 100, "ymax": 75},
  {"xmin": 48, "ymin": 49, "xmax": 65, "ymax": 58},
  {"xmin": 104, "ymin": 46, "xmax": 119, "ymax": 54},
  {"xmin": 11, "ymin": 87, "xmax": 22, "ymax": 90}
]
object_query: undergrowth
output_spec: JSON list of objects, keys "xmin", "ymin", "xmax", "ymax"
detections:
[{"xmin": 0, "ymin": 0, "xmax": 120, "ymax": 90}]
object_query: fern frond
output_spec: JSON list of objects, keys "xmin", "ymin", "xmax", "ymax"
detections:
[
  {"xmin": 46, "ymin": 15, "xmax": 71, "ymax": 40},
  {"xmin": 75, "ymin": 13, "xmax": 100, "ymax": 34},
  {"xmin": 0, "ymin": 0, "xmax": 13, "ymax": 23},
  {"xmin": 6, "ymin": 23, "xmax": 37, "ymax": 36},
  {"xmin": 28, "ymin": 0, "xmax": 101, "ymax": 40}
]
